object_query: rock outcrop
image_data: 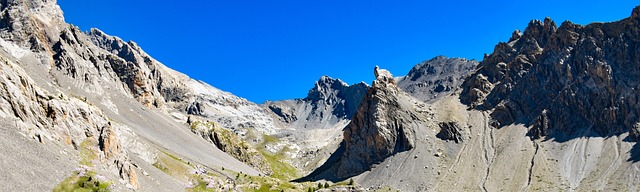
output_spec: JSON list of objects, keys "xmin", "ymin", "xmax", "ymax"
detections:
[
  {"xmin": 461, "ymin": 6, "xmax": 640, "ymax": 140},
  {"xmin": 0, "ymin": 49, "xmax": 139, "ymax": 189},
  {"xmin": 398, "ymin": 56, "xmax": 478, "ymax": 102},
  {"xmin": 341, "ymin": 66, "xmax": 414, "ymax": 170},
  {"xmin": 436, "ymin": 121, "xmax": 464, "ymax": 143},
  {"xmin": 301, "ymin": 66, "xmax": 420, "ymax": 181},
  {"xmin": 189, "ymin": 119, "xmax": 273, "ymax": 175},
  {"xmin": 0, "ymin": 0, "xmax": 265, "ymax": 190}
]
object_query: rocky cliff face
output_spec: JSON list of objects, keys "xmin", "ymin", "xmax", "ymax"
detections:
[
  {"xmin": 398, "ymin": 56, "xmax": 478, "ymax": 102},
  {"xmin": 301, "ymin": 66, "xmax": 424, "ymax": 181},
  {"xmin": 0, "ymin": 41, "xmax": 141, "ymax": 190},
  {"xmin": 0, "ymin": 0, "xmax": 267, "ymax": 190},
  {"xmin": 461, "ymin": 6, "xmax": 640, "ymax": 141},
  {"xmin": 0, "ymin": 0, "xmax": 141, "ymax": 190},
  {"xmin": 341, "ymin": 66, "xmax": 415, "ymax": 174},
  {"xmin": 264, "ymin": 76, "xmax": 367, "ymax": 129}
]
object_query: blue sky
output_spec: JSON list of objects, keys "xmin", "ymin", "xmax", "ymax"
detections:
[{"xmin": 57, "ymin": 1, "xmax": 637, "ymax": 103}]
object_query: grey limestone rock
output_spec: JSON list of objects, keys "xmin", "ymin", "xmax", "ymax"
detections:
[
  {"xmin": 301, "ymin": 66, "xmax": 420, "ymax": 181},
  {"xmin": 264, "ymin": 75, "xmax": 368, "ymax": 129},
  {"xmin": 398, "ymin": 56, "xmax": 478, "ymax": 102},
  {"xmin": 461, "ymin": 6, "xmax": 640, "ymax": 140}
]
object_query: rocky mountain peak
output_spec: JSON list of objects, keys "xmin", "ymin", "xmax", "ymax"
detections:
[
  {"xmin": 1, "ymin": 0, "xmax": 65, "ymax": 25},
  {"xmin": 374, "ymin": 65, "xmax": 395, "ymax": 84},
  {"xmin": 302, "ymin": 66, "xmax": 417, "ymax": 181},
  {"xmin": 303, "ymin": 75, "xmax": 368, "ymax": 118},
  {"xmin": 460, "ymin": 6, "xmax": 640, "ymax": 141},
  {"xmin": 265, "ymin": 75, "xmax": 368, "ymax": 128},
  {"xmin": 306, "ymin": 75, "xmax": 349, "ymax": 102},
  {"xmin": 632, "ymin": 6, "xmax": 640, "ymax": 18},
  {"xmin": 509, "ymin": 29, "xmax": 523, "ymax": 42},
  {"xmin": 398, "ymin": 56, "xmax": 478, "ymax": 102},
  {"xmin": 521, "ymin": 17, "xmax": 557, "ymax": 47},
  {"xmin": 0, "ymin": 0, "xmax": 66, "ymax": 53}
]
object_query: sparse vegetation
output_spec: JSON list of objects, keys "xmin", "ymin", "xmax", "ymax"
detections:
[
  {"xmin": 53, "ymin": 170, "xmax": 111, "ymax": 192},
  {"xmin": 54, "ymin": 136, "xmax": 113, "ymax": 192},
  {"xmin": 189, "ymin": 120, "xmax": 273, "ymax": 174},
  {"xmin": 256, "ymin": 134, "xmax": 300, "ymax": 181},
  {"xmin": 79, "ymin": 139, "xmax": 97, "ymax": 167},
  {"xmin": 153, "ymin": 150, "xmax": 192, "ymax": 177}
]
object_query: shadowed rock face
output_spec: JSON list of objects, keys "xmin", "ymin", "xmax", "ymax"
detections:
[
  {"xmin": 461, "ymin": 6, "xmax": 640, "ymax": 141},
  {"xmin": 437, "ymin": 121, "xmax": 464, "ymax": 143},
  {"xmin": 300, "ymin": 66, "xmax": 417, "ymax": 181},
  {"xmin": 305, "ymin": 76, "xmax": 369, "ymax": 120},
  {"xmin": 341, "ymin": 67, "xmax": 414, "ymax": 172},
  {"xmin": 264, "ymin": 76, "xmax": 368, "ymax": 129},
  {"xmin": 398, "ymin": 56, "xmax": 478, "ymax": 102}
]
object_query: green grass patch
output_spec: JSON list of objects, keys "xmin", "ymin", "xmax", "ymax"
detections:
[
  {"xmin": 238, "ymin": 174, "xmax": 310, "ymax": 192},
  {"xmin": 78, "ymin": 139, "xmax": 97, "ymax": 167},
  {"xmin": 261, "ymin": 134, "xmax": 280, "ymax": 144},
  {"xmin": 186, "ymin": 175, "xmax": 210, "ymax": 192},
  {"xmin": 153, "ymin": 150, "xmax": 193, "ymax": 179},
  {"xmin": 162, "ymin": 150, "xmax": 190, "ymax": 165},
  {"xmin": 258, "ymin": 146, "xmax": 300, "ymax": 181},
  {"xmin": 374, "ymin": 186, "xmax": 400, "ymax": 192},
  {"xmin": 53, "ymin": 171, "xmax": 111, "ymax": 192},
  {"xmin": 255, "ymin": 133, "xmax": 300, "ymax": 180}
]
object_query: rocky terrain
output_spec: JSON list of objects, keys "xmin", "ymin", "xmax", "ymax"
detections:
[
  {"xmin": 262, "ymin": 76, "xmax": 368, "ymax": 172},
  {"xmin": 264, "ymin": 76, "xmax": 367, "ymax": 130},
  {"xmin": 398, "ymin": 56, "xmax": 478, "ymax": 103},
  {"xmin": 460, "ymin": 6, "xmax": 640, "ymax": 144},
  {"xmin": 296, "ymin": 6, "xmax": 640, "ymax": 192},
  {"xmin": 2, "ymin": 0, "xmax": 640, "ymax": 191},
  {"xmin": 0, "ymin": 0, "xmax": 279, "ymax": 191},
  {"xmin": 300, "ymin": 66, "xmax": 425, "ymax": 181}
]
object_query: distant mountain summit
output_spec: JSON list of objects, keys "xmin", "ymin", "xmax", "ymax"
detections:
[
  {"xmin": 264, "ymin": 76, "xmax": 367, "ymax": 129},
  {"xmin": 398, "ymin": 56, "xmax": 478, "ymax": 102}
]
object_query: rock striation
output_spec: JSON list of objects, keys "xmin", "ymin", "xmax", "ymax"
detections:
[
  {"xmin": 461, "ymin": 6, "xmax": 640, "ymax": 140},
  {"xmin": 0, "ymin": 0, "xmax": 266, "ymax": 190},
  {"xmin": 0, "ymin": 48, "xmax": 140, "ymax": 189},
  {"xmin": 398, "ymin": 56, "xmax": 478, "ymax": 102}
]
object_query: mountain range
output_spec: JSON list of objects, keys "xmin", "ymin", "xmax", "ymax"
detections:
[{"xmin": 1, "ymin": 1, "xmax": 640, "ymax": 191}]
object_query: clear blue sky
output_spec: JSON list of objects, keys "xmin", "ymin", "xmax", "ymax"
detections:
[{"xmin": 57, "ymin": 1, "xmax": 637, "ymax": 103}]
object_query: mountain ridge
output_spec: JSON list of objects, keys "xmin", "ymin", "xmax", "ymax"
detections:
[
  {"xmin": 299, "ymin": 6, "xmax": 640, "ymax": 192},
  {"xmin": 1, "ymin": 1, "xmax": 640, "ymax": 191}
]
